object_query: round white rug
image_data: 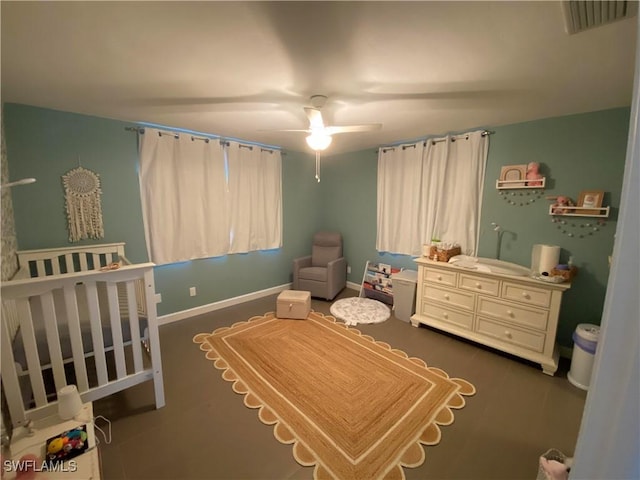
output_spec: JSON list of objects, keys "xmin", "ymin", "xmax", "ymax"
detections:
[{"xmin": 330, "ymin": 297, "xmax": 391, "ymax": 326}]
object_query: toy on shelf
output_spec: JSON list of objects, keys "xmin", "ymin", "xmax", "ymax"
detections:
[
  {"xmin": 548, "ymin": 195, "xmax": 575, "ymax": 214},
  {"xmin": 526, "ymin": 162, "xmax": 543, "ymax": 187}
]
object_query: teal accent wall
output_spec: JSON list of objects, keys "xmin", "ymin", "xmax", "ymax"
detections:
[
  {"xmin": 3, "ymin": 103, "xmax": 630, "ymax": 346},
  {"xmin": 320, "ymin": 108, "xmax": 629, "ymax": 347},
  {"xmin": 479, "ymin": 108, "xmax": 629, "ymax": 345},
  {"xmin": 2, "ymin": 103, "xmax": 320, "ymax": 316}
]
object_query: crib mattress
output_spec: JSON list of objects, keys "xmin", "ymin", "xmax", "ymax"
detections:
[{"xmin": 12, "ymin": 317, "xmax": 148, "ymax": 372}]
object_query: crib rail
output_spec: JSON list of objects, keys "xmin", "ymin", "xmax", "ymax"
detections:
[
  {"xmin": 1, "ymin": 262, "xmax": 165, "ymax": 427},
  {"xmin": 16, "ymin": 242, "xmax": 126, "ymax": 279}
]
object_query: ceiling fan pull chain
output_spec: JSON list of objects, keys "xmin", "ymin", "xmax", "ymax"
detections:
[{"xmin": 315, "ymin": 151, "xmax": 321, "ymax": 183}]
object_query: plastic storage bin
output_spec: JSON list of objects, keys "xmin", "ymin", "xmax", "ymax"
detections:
[
  {"xmin": 567, "ymin": 323, "xmax": 600, "ymax": 390},
  {"xmin": 391, "ymin": 270, "xmax": 418, "ymax": 322}
]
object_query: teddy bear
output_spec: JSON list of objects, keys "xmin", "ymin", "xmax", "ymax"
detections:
[
  {"xmin": 526, "ymin": 162, "xmax": 543, "ymax": 187},
  {"xmin": 552, "ymin": 195, "xmax": 575, "ymax": 214}
]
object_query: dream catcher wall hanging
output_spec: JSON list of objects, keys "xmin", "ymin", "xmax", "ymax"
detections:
[{"xmin": 62, "ymin": 166, "xmax": 104, "ymax": 242}]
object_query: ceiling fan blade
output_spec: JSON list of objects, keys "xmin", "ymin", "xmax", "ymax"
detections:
[
  {"xmin": 258, "ymin": 128, "xmax": 311, "ymax": 133},
  {"xmin": 304, "ymin": 107, "xmax": 325, "ymax": 129},
  {"xmin": 326, "ymin": 124, "xmax": 382, "ymax": 135}
]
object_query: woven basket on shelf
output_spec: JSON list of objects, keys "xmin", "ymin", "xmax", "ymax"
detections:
[
  {"xmin": 428, "ymin": 245, "xmax": 461, "ymax": 262},
  {"xmin": 550, "ymin": 266, "xmax": 577, "ymax": 281}
]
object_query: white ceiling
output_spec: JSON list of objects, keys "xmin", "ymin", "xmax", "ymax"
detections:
[{"xmin": 1, "ymin": 1, "xmax": 637, "ymax": 154}]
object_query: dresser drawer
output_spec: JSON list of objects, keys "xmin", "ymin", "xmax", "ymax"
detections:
[
  {"xmin": 501, "ymin": 282, "xmax": 551, "ymax": 308},
  {"xmin": 477, "ymin": 317, "xmax": 546, "ymax": 353},
  {"xmin": 422, "ymin": 301, "xmax": 473, "ymax": 330},
  {"xmin": 424, "ymin": 268, "xmax": 457, "ymax": 287},
  {"xmin": 423, "ymin": 284, "xmax": 475, "ymax": 311},
  {"xmin": 477, "ymin": 297, "xmax": 548, "ymax": 330},
  {"xmin": 459, "ymin": 274, "xmax": 500, "ymax": 296}
]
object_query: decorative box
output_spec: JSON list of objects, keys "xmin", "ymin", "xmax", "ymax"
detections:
[{"xmin": 277, "ymin": 290, "xmax": 311, "ymax": 319}]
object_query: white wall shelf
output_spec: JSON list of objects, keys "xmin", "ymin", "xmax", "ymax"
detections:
[
  {"xmin": 496, "ymin": 177, "xmax": 546, "ymax": 189},
  {"xmin": 548, "ymin": 205, "xmax": 610, "ymax": 218}
]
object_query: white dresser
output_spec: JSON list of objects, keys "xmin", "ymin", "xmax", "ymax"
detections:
[{"xmin": 411, "ymin": 258, "xmax": 571, "ymax": 375}]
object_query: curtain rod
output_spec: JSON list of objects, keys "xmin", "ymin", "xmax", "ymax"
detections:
[
  {"xmin": 380, "ymin": 130, "xmax": 495, "ymax": 152},
  {"xmin": 125, "ymin": 126, "xmax": 281, "ymax": 154}
]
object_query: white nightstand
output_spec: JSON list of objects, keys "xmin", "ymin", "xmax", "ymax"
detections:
[{"xmin": 5, "ymin": 403, "xmax": 101, "ymax": 479}]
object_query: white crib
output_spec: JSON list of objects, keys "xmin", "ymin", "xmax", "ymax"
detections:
[{"xmin": 1, "ymin": 243, "xmax": 165, "ymax": 428}]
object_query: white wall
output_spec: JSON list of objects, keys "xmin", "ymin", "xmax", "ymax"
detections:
[{"xmin": 570, "ymin": 14, "xmax": 640, "ymax": 480}]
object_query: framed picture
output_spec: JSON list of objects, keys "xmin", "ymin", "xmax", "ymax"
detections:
[
  {"xmin": 578, "ymin": 190, "xmax": 604, "ymax": 215},
  {"xmin": 499, "ymin": 164, "xmax": 527, "ymax": 186}
]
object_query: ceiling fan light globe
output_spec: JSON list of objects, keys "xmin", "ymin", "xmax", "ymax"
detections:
[{"xmin": 306, "ymin": 133, "xmax": 332, "ymax": 151}]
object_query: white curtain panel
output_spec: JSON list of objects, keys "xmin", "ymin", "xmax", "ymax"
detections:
[
  {"xmin": 376, "ymin": 142, "xmax": 425, "ymax": 255},
  {"xmin": 376, "ymin": 130, "xmax": 488, "ymax": 256},
  {"xmin": 138, "ymin": 128, "xmax": 229, "ymax": 264},
  {"xmin": 423, "ymin": 131, "xmax": 488, "ymax": 255},
  {"xmin": 226, "ymin": 142, "xmax": 282, "ymax": 253}
]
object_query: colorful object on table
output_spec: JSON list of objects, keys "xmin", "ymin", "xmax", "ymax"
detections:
[{"xmin": 45, "ymin": 425, "xmax": 89, "ymax": 464}]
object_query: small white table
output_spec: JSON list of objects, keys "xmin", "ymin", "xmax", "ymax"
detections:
[{"xmin": 6, "ymin": 403, "xmax": 101, "ymax": 479}]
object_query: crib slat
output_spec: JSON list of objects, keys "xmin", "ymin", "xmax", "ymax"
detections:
[
  {"xmin": 63, "ymin": 284, "xmax": 89, "ymax": 392},
  {"xmin": 51, "ymin": 257, "xmax": 61, "ymax": 275},
  {"xmin": 85, "ymin": 282, "xmax": 108, "ymax": 385},
  {"xmin": 35, "ymin": 260, "xmax": 46, "ymax": 278},
  {"xmin": 16, "ymin": 299, "xmax": 48, "ymax": 407},
  {"xmin": 92, "ymin": 254, "xmax": 101, "ymax": 269},
  {"xmin": 126, "ymin": 281, "xmax": 144, "ymax": 373},
  {"xmin": 79, "ymin": 254, "xmax": 89, "ymax": 272},
  {"xmin": 40, "ymin": 292, "xmax": 67, "ymax": 394},
  {"xmin": 106, "ymin": 282, "xmax": 127, "ymax": 379},
  {"xmin": 1, "ymin": 311, "xmax": 27, "ymax": 426},
  {"xmin": 64, "ymin": 253, "xmax": 74, "ymax": 274}
]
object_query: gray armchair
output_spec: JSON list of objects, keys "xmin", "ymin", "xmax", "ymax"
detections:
[{"xmin": 293, "ymin": 232, "xmax": 347, "ymax": 300}]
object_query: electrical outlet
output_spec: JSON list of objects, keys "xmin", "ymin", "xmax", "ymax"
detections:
[
  {"xmin": 155, "ymin": 293, "xmax": 162, "ymax": 303},
  {"xmin": 189, "ymin": 286, "xmax": 197, "ymax": 297},
  {"xmin": 347, "ymin": 265, "xmax": 351, "ymax": 274}
]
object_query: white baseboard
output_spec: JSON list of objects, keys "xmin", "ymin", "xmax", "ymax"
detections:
[
  {"xmin": 346, "ymin": 281, "xmax": 361, "ymax": 292},
  {"xmin": 157, "ymin": 283, "xmax": 292, "ymax": 326}
]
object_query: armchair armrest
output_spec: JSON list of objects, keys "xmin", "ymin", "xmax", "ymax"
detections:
[
  {"xmin": 293, "ymin": 255, "xmax": 312, "ymax": 289},
  {"xmin": 326, "ymin": 256, "xmax": 347, "ymax": 292}
]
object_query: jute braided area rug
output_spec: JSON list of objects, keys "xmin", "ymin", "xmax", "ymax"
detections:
[{"xmin": 193, "ymin": 310, "xmax": 475, "ymax": 480}]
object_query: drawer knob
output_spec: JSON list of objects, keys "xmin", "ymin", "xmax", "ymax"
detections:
[
  {"xmin": 437, "ymin": 275, "xmax": 442, "ymax": 281},
  {"xmin": 475, "ymin": 282, "xmax": 481, "ymax": 289},
  {"xmin": 505, "ymin": 330, "xmax": 513, "ymax": 339},
  {"xmin": 507, "ymin": 310, "xmax": 514, "ymax": 317},
  {"xmin": 444, "ymin": 294, "xmax": 450, "ymax": 300},
  {"xmin": 522, "ymin": 292, "xmax": 530, "ymax": 299},
  {"xmin": 443, "ymin": 312, "xmax": 449, "ymax": 319}
]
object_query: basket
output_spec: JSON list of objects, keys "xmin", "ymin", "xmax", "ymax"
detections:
[
  {"xmin": 550, "ymin": 266, "xmax": 577, "ymax": 281},
  {"xmin": 537, "ymin": 448, "xmax": 569, "ymax": 480},
  {"xmin": 428, "ymin": 245, "xmax": 461, "ymax": 262}
]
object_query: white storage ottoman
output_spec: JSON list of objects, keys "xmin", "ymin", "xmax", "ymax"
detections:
[{"xmin": 277, "ymin": 290, "xmax": 311, "ymax": 319}]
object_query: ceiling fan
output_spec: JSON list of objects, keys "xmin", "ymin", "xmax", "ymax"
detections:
[
  {"xmin": 275, "ymin": 94, "xmax": 382, "ymax": 182},
  {"xmin": 289, "ymin": 94, "xmax": 382, "ymax": 152}
]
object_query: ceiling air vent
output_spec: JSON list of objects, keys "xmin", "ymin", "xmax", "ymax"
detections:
[{"xmin": 562, "ymin": 0, "xmax": 638, "ymax": 34}]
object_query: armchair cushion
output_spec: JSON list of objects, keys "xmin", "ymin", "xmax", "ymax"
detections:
[{"xmin": 311, "ymin": 232, "xmax": 343, "ymax": 267}]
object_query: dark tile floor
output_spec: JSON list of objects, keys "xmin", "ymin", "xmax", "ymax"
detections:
[{"xmin": 95, "ymin": 289, "xmax": 586, "ymax": 480}]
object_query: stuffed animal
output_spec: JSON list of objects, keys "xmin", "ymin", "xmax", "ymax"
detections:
[
  {"xmin": 552, "ymin": 195, "xmax": 575, "ymax": 214},
  {"xmin": 526, "ymin": 162, "xmax": 543, "ymax": 186}
]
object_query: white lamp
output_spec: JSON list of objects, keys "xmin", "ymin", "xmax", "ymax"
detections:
[
  {"xmin": 57, "ymin": 385, "xmax": 83, "ymax": 420},
  {"xmin": 306, "ymin": 132, "xmax": 332, "ymax": 151}
]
